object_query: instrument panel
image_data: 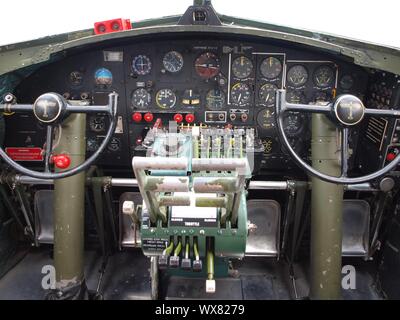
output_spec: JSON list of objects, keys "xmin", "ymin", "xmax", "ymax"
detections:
[{"xmin": 6, "ymin": 35, "xmax": 369, "ymax": 174}]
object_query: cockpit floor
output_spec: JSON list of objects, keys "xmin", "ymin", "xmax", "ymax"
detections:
[{"xmin": 0, "ymin": 248, "xmax": 382, "ymax": 300}]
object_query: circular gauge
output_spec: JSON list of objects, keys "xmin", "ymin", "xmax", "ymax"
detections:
[
  {"xmin": 206, "ymin": 89, "xmax": 225, "ymax": 110},
  {"xmin": 194, "ymin": 52, "xmax": 220, "ymax": 79},
  {"xmin": 283, "ymin": 113, "xmax": 304, "ymax": 136},
  {"xmin": 231, "ymin": 83, "xmax": 251, "ymax": 106},
  {"xmin": 287, "ymin": 65, "xmax": 308, "ymax": 87},
  {"xmin": 131, "ymin": 88, "xmax": 151, "ymax": 109},
  {"xmin": 163, "ymin": 51, "xmax": 184, "ymax": 73},
  {"xmin": 286, "ymin": 91, "xmax": 306, "ymax": 104},
  {"xmin": 156, "ymin": 89, "xmax": 176, "ymax": 109},
  {"xmin": 87, "ymin": 137, "xmax": 99, "ymax": 152},
  {"xmin": 89, "ymin": 116, "xmax": 106, "ymax": 132},
  {"xmin": 232, "ymin": 56, "xmax": 253, "ymax": 79},
  {"xmin": 260, "ymin": 57, "xmax": 282, "ymax": 79},
  {"xmin": 314, "ymin": 91, "xmax": 331, "ymax": 103},
  {"xmin": 340, "ymin": 75, "xmax": 354, "ymax": 90},
  {"xmin": 257, "ymin": 108, "xmax": 275, "ymax": 130},
  {"xmin": 69, "ymin": 71, "xmax": 83, "ymax": 86},
  {"xmin": 261, "ymin": 138, "xmax": 274, "ymax": 155},
  {"xmin": 108, "ymin": 137, "xmax": 121, "ymax": 152},
  {"xmin": 94, "ymin": 68, "xmax": 113, "ymax": 86},
  {"xmin": 313, "ymin": 65, "xmax": 335, "ymax": 88},
  {"xmin": 132, "ymin": 55, "xmax": 152, "ymax": 75},
  {"xmin": 259, "ymin": 83, "xmax": 278, "ymax": 105}
]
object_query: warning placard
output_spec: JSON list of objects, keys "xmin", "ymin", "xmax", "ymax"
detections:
[{"xmin": 5, "ymin": 147, "xmax": 44, "ymax": 161}]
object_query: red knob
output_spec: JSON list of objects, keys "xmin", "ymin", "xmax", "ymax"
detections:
[
  {"xmin": 386, "ymin": 152, "xmax": 397, "ymax": 162},
  {"xmin": 132, "ymin": 112, "xmax": 142, "ymax": 122},
  {"xmin": 185, "ymin": 113, "xmax": 195, "ymax": 123},
  {"xmin": 174, "ymin": 113, "xmax": 183, "ymax": 123},
  {"xmin": 144, "ymin": 112, "xmax": 154, "ymax": 122},
  {"xmin": 52, "ymin": 154, "xmax": 71, "ymax": 169}
]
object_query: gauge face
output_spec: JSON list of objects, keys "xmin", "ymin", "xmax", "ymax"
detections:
[
  {"xmin": 69, "ymin": 71, "xmax": 83, "ymax": 86},
  {"xmin": 257, "ymin": 108, "xmax": 275, "ymax": 130},
  {"xmin": 314, "ymin": 91, "xmax": 331, "ymax": 103},
  {"xmin": 287, "ymin": 65, "xmax": 308, "ymax": 87},
  {"xmin": 163, "ymin": 51, "xmax": 184, "ymax": 73},
  {"xmin": 156, "ymin": 89, "xmax": 176, "ymax": 109},
  {"xmin": 131, "ymin": 88, "xmax": 151, "ymax": 109},
  {"xmin": 87, "ymin": 137, "xmax": 99, "ymax": 152},
  {"xmin": 230, "ymin": 83, "xmax": 251, "ymax": 106},
  {"xmin": 313, "ymin": 65, "xmax": 335, "ymax": 88},
  {"xmin": 206, "ymin": 89, "xmax": 225, "ymax": 110},
  {"xmin": 194, "ymin": 52, "xmax": 220, "ymax": 79},
  {"xmin": 286, "ymin": 91, "xmax": 305, "ymax": 104},
  {"xmin": 182, "ymin": 89, "xmax": 200, "ymax": 106},
  {"xmin": 259, "ymin": 83, "xmax": 278, "ymax": 105},
  {"xmin": 283, "ymin": 112, "xmax": 304, "ymax": 136},
  {"xmin": 132, "ymin": 55, "xmax": 152, "ymax": 75},
  {"xmin": 261, "ymin": 138, "xmax": 274, "ymax": 155},
  {"xmin": 340, "ymin": 75, "xmax": 354, "ymax": 90},
  {"xmin": 89, "ymin": 116, "xmax": 106, "ymax": 132},
  {"xmin": 108, "ymin": 137, "xmax": 121, "ymax": 152},
  {"xmin": 260, "ymin": 57, "xmax": 282, "ymax": 79},
  {"xmin": 232, "ymin": 56, "xmax": 253, "ymax": 79},
  {"xmin": 94, "ymin": 68, "xmax": 113, "ymax": 86}
]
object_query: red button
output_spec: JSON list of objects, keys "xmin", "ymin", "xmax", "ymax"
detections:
[
  {"xmin": 185, "ymin": 114, "xmax": 195, "ymax": 123},
  {"xmin": 144, "ymin": 112, "xmax": 154, "ymax": 122},
  {"xmin": 132, "ymin": 112, "xmax": 142, "ymax": 122},
  {"xmin": 174, "ymin": 113, "xmax": 183, "ymax": 123},
  {"xmin": 52, "ymin": 154, "xmax": 71, "ymax": 169},
  {"xmin": 386, "ymin": 152, "xmax": 397, "ymax": 162}
]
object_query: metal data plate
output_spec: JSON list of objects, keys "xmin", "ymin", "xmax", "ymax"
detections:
[
  {"xmin": 342, "ymin": 200, "xmax": 370, "ymax": 257},
  {"xmin": 246, "ymin": 200, "xmax": 281, "ymax": 257}
]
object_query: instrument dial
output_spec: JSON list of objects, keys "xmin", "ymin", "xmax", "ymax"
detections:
[
  {"xmin": 256, "ymin": 108, "xmax": 275, "ymax": 130},
  {"xmin": 194, "ymin": 52, "xmax": 220, "ymax": 79},
  {"xmin": 232, "ymin": 56, "xmax": 253, "ymax": 79},
  {"xmin": 340, "ymin": 75, "xmax": 354, "ymax": 90},
  {"xmin": 261, "ymin": 138, "xmax": 274, "ymax": 155},
  {"xmin": 156, "ymin": 89, "xmax": 176, "ymax": 109},
  {"xmin": 259, "ymin": 83, "xmax": 278, "ymax": 106},
  {"xmin": 163, "ymin": 51, "xmax": 184, "ymax": 73},
  {"xmin": 286, "ymin": 91, "xmax": 306, "ymax": 104},
  {"xmin": 107, "ymin": 137, "xmax": 121, "ymax": 152},
  {"xmin": 89, "ymin": 116, "xmax": 106, "ymax": 132},
  {"xmin": 206, "ymin": 89, "xmax": 225, "ymax": 110},
  {"xmin": 132, "ymin": 55, "xmax": 152, "ymax": 75},
  {"xmin": 94, "ymin": 68, "xmax": 113, "ymax": 86},
  {"xmin": 69, "ymin": 71, "xmax": 83, "ymax": 86},
  {"xmin": 230, "ymin": 83, "xmax": 251, "ymax": 106},
  {"xmin": 313, "ymin": 65, "xmax": 335, "ymax": 88},
  {"xmin": 260, "ymin": 57, "xmax": 282, "ymax": 79},
  {"xmin": 87, "ymin": 137, "xmax": 99, "ymax": 152},
  {"xmin": 287, "ymin": 65, "xmax": 308, "ymax": 87},
  {"xmin": 283, "ymin": 113, "xmax": 304, "ymax": 136},
  {"xmin": 314, "ymin": 91, "xmax": 331, "ymax": 103},
  {"xmin": 131, "ymin": 88, "xmax": 151, "ymax": 109}
]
